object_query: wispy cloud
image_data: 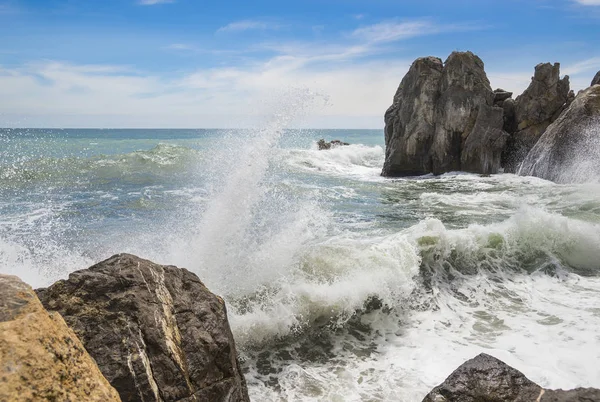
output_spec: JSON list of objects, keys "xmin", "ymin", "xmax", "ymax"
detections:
[
  {"xmin": 138, "ymin": 0, "xmax": 175, "ymax": 5},
  {"xmin": 573, "ymin": 0, "xmax": 600, "ymax": 5},
  {"xmin": 216, "ymin": 19, "xmax": 279, "ymax": 34},
  {"xmin": 351, "ymin": 20, "xmax": 483, "ymax": 44},
  {"xmin": 563, "ymin": 56, "xmax": 600, "ymax": 75}
]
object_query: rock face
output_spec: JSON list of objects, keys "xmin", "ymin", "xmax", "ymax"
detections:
[
  {"xmin": 422, "ymin": 353, "xmax": 600, "ymax": 402},
  {"xmin": 382, "ymin": 52, "xmax": 508, "ymax": 176},
  {"xmin": 503, "ymin": 63, "xmax": 571, "ymax": 172},
  {"xmin": 592, "ymin": 71, "xmax": 600, "ymax": 86},
  {"xmin": 0, "ymin": 274, "xmax": 121, "ymax": 402},
  {"xmin": 37, "ymin": 254, "xmax": 250, "ymax": 402},
  {"xmin": 518, "ymin": 85, "xmax": 600, "ymax": 183}
]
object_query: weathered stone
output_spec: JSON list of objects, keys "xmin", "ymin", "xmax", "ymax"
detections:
[
  {"xmin": 430, "ymin": 51, "xmax": 504, "ymax": 174},
  {"xmin": 493, "ymin": 88, "xmax": 513, "ymax": 104},
  {"xmin": 382, "ymin": 52, "xmax": 508, "ymax": 177},
  {"xmin": 592, "ymin": 71, "xmax": 600, "ymax": 86},
  {"xmin": 0, "ymin": 274, "xmax": 121, "ymax": 402},
  {"xmin": 518, "ymin": 85, "xmax": 600, "ymax": 183},
  {"xmin": 37, "ymin": 254, "xmax": 250, "ymax": 402},
  {"xmin": 503, "ymin": 62, "xmax": 570, "ymax": 172},
  {"xmin": 422, "ymin": 353, "xmax": 600, "ymax": 402},
  {"xmin": 461, "ymin": 104, "xmax": 509, "ymax": 174},
  {"xmin": 382, "ymin": 56, "xmax": 443, "ymax": 176},
  {"xmin": 317, "ymin": 139, "xmax": 349, "ymax": 150}
]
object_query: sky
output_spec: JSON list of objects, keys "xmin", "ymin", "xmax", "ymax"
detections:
[{"xmin": 1, "ymin": 0, "xmax": 600, "ymax": 128}]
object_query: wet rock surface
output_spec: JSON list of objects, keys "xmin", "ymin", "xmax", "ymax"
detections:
[
  {"xmin": 37, "ymin": 253, "xmax": 250, "ymax": 402},
  {"xmin": 0, "ymin": 274, "xmax": 121, "ymax": 402},
  {"xmin": 422, "ymin": 353, "xmax": 600, "ymax": 402},
  {"xmin": 317, "ymin": 138, "xmax": 350, "ymax": 150}
]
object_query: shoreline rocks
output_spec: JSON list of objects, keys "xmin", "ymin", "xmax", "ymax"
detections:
[
  {"xmin": 36, "ymin": 254, "xmax": 250, "ymax": 402},
  {"xmin": 0, "ymin": 274, "xmax": 121, "ymax": 402},
  {"xmin": 382, "ymin": 51, "xmax": 599, "ymax": 183},
  {"xmin": 423, "ymin": 353, "xmax": 600, "ymax": 402},
  {"xmin": 317, "ymin": 138, "xmax": 349, "ymax": 150}
]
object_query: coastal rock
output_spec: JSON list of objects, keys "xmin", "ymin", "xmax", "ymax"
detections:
[
  {"xmin": 422, "ymin": 353, "xmax": 542, "ymax": 401},
  {"xmin": 518, "ymin": 84, "xmax": 600, "ymax": 183},
  {"xmin": 0, "ymin": 274, "xmax": 121, "ymax": 402},
  {"xmin": 36, "ymin": 254, "xmax": 250, "ymax": 402},
  {"xmin": 382, "ymin": 52, "xmax": 508, "ymax": 177},
  {"xmin": 503, "ymin": 63, "xmax": 570, "ymax": 172},
  {"xmin": 493, "ymin": 88, "xmax": 513, "ymax": 105},
  {"xmin": 431, "ymin": 51, "xmax": 506, "ymax": 174},
  {"xmin": 382, "ymin": 56, "xmax": 443, "ymax": 176},
  {"xmin": 592, "ymin": 71, "xmax": 600, "ymax": 86},
  {"xmin": 422, "ymin": 353, "xmax": 600, "ymax": 401},
  {"xmin": 317, "ymin": 139, "xmax": 349, "ymax": 150}
]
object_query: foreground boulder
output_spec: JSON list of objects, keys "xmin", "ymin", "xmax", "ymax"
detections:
[
  {"xmin": 423, "ymin": 353, "xmax": 600, "ymax": 401},
  {"xmin": 382, "ymin": 51, "xmax": 508, "ymax": 176},
  {"xmin": 0, "ymin": 274, "xmax": 121, "ymax": 402},
  {"xmin": 502, "ymin": 63, "xmax": 571, "ymax": 172},
  {"xmin": 37, "ymin": 254, "xmax": 250, "ymax": 402},
  {"xmin": 518, "ymin": 85, "xmax": 600, "ymax": 183}
]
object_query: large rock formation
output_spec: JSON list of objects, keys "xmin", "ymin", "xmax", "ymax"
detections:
[
  {"xmin": 383, "ymin": 56, "xmax": 443, "ymax": 176},
  {"xmin": 503, "ymin": 63, "xmax": 571, "ymax": 172},
  {"xmin": 382, "ymin": 51, "xmax": 508, "ymax": 177},
  {"xmin": 592, "ymin": 71, "xmax": 600, "ymax": 86},
  {"xmin": 0, "ymin": 274, "xmax": 121, "ymax": 402},
  {"xmin": 37, "ymin": 254, "xmax": 250, "ymax": 402},
  {"xmin": 423, "ymin": 353, "xmax": 600, "ymax": 402},
  {"xmin": 518, "ymin": 85, "xmax": 600, "ymax": 183}
]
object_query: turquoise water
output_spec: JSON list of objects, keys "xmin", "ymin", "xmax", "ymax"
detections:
[{"xmin": 1, "ymin": 127, "xmax": 600, "ymax": 401}]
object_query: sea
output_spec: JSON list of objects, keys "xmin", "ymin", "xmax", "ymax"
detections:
[{"xmin": 1, "ymin": 123, "xmax": 600, "ymax": 400}]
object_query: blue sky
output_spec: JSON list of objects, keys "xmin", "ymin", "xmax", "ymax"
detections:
[{"xmin": 1, "ymin": 0, "xmax": 599, "ymax": 128}]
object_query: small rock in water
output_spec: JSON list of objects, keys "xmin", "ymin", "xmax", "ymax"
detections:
[{"xmin": 317, "ymin": 138, "xmax": 350, "ymax": 150}]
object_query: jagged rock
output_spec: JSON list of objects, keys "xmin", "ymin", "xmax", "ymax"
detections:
[
  {"xmin": 430, "ymin": 51, "xmax": 507, "ymax": 174},
  {"xmin": 382, "ymin": 52, "xmax": 508, "ymax": 177},
  {"xmin": 518, "ymin": 85, "xmax": 600, "ymax": 183},
  {"xmin": 422, "ymin": 353, "xmax": 600, "ymax": 402},
  {"xmin": 592, "ymin": 71, "xmax": 600, "ymax": 86},
  {"xmin": 0, "ymin": 274, "xmax": 121, "ymax": 402},
  {"xmin": 317, "ymin": 139, "xmax": 349, "ymax": 150},
  {"xmin": 503, "ymin": 63, "xmax": 570, "ymax": 172},
  {"xmin": 493, "ymin": 88, "xmax": 513, "ymax": 105},
  {"xmin": 36, "ymin": 254, "xmax": 250, "ymax": 402},
  {"xmin": 382, "ymin": 56, "xmax": 443, "ymax": 176}
]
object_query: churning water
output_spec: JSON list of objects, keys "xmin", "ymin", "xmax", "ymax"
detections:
[{"xmin": 1, "ymin": 120, "xmax": 600, "ymax": 400}]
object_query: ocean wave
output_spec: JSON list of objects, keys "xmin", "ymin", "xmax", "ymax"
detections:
[
  {"xmin": 0, "ymin": 143, "xmax": 202, "ymax": 188},
  {"xmin": 283, "ymin": 143, "xmax": 385, "ymax": 180}
]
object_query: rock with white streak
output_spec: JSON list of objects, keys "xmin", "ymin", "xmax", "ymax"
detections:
[{"xmin": 36, "ymin": 253, "xmax": 250, "ymax": 402}]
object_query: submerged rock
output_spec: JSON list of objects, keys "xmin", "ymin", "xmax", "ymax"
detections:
[
  {"xmin": 317, "ymin": 138, "xmax": 349, "ymax": 150},
  {"xmin": 37, "ymin": 254, "xmax": 250, "ymax": 402},
  {"xmin": 422, "ymin": 353, "xmax": 600, "ymax": 402},
  {"xmin": 518, "ymin": 84, "xmax": 600, "ymax": 183},
  {"xmin": 0, "ymin": 274, "xmax": 120, "ymax": 402},
  {"xmin": 503, "ymin": 63, "xmax": 571, "ymax": 172},
  {"xmin": 382, "ymin": 51, "xmax": 508, "ymax": 177}
]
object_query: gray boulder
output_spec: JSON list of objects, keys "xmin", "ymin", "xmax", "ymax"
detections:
[
  {"xmin": 493, "ymin": 88, "xmax": 513, "ymax": 105},
  {"xmin": 503, "ymin": 63, "xmax": 570, "ymax": 172},
  {"xmin": 592, "ymin": 71, "xmax": 600, "ymax": 86},
  {"xmin": 518, "ymin": 85, "xmax": 600, "ymax": 183},
  {"xmin": 430, "ymin": 51, "xmax": 506, "ymax": 174},
  {"xmin": 382, "ymin": 56, "xmax": 443, "ymax": 176},
  {"xmin": 422, "ymin": 353, "xmax": 600, "ymax": 402},
  {"xmin": 382, "ymin": 52, "xmax": 508, "ymax": 177},
  {"xmin": 37, "ymin": 254, "xmax": 250, "ymax": 402}
]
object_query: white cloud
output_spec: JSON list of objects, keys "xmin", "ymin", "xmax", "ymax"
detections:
[
  {"xmin": 573, "ymin": 0, "xmax": 600, "ymax": 5},
  {"xmin": 563, "ymin": 56, "xmax": 600, "ymax": 75},
  {"xmin": 216, "ymin": 20, "xmax": 279, "ymax": 34},
  {"xmin": 351, "ymin": 20, "xmax": 482, "ymax": 44},
  {"xmin": 138, "ymin": 0, "xmax": 174, "ymax": 5}
]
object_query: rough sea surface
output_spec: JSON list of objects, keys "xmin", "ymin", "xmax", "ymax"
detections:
[{"xmin": 1, "ymin": 126, "xmax": 600, "ymax": 401}]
